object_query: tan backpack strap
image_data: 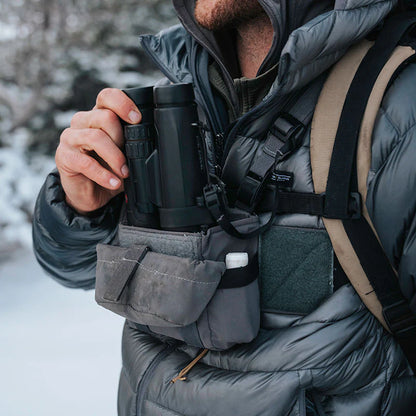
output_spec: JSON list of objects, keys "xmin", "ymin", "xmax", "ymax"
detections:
[{"xmin": 311, "ymin": 41, "xmax": 415, "ymax": 330}]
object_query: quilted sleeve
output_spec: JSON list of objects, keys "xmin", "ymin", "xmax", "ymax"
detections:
[
  {"xmin": 32, "ymin": 170, "xmax": 123, "ymax": 289},
  {"xmin": 367, "ymin": 61, "xmax": 416, "ymax": 312}
]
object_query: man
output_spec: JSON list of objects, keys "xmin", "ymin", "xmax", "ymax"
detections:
[{"xmin": 33, "ymin": 0, "xmax": 416, "ymax": 415}]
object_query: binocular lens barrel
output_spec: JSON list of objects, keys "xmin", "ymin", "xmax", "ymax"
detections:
[
  {"xmin": 153, "ymin": 84, "xmax": 204, "ymax": 209},
  {"xmin": 123, "ymin": 87, "xmax": 159, "ymax": 227}
]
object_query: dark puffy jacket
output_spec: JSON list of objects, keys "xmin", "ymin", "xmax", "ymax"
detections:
[{"xmin": 33, "ymin": 0, "xmax": 416, "ymax": 414}]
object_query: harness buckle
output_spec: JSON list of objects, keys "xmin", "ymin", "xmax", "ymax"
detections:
[{"xmin": 203, "ymin": 180, "xmax": 227, "ymax": 222}]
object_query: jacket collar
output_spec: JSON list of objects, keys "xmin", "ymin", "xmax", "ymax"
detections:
[
  {"xmin": 142, "ymin": 0, "xmax": 397, "ymax": 95},
  {"xmin": 172, "ymin": 0, "xmax": 334, "ymax": 77}
]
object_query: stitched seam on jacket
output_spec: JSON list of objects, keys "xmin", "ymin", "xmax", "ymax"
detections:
[
  {"xmin": 378, "ymin": 331, "xmax": 392, "ymax": 415},
  {"xmin": 400, "ymin": 120, "xmax": 416, "ymax": 138},
  {"xmin": 145, "ymin": 400, "xmax": 186, "ymax": 416},
  {"xmin": 294, "ymin": 0, "xmax": 390, "ymax": 37},
  {"xmin": 97, "ymin": 259, "xmax": 217, "ymax": 285},
  {"xmin": 285, "ymin": 0, "xmax": 392, "ymax": 86},
  {"xmin": 185, "ymin": 332, "xmax": 380, "ymax": 374},
  {"xmin": 378, "ymin": 107, "xmax": 402, "ymax": 137},
  {"xmin": 341, "ymin": 0, "xmax": 391, "ymax": 12},
  {"xmin": 370, "ymin": 123, "xmax": 416, "ymax": 181}
]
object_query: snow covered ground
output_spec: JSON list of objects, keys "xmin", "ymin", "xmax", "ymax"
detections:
[{"xmin": 0, "ymin": 248, "xmax": 125, "ymax": 416}]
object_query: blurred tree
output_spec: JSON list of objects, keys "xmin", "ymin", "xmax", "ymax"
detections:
[{"xmin": 0, "ymin": 0, "xmax": 176, "ymax": 152}]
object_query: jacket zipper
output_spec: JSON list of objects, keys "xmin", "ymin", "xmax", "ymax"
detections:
[
  {"xmin": 136, "ymin": 343, "xmax": 177, "ymax": 415},
  {"xmin": 221, "ymin": 89, "xmax": 299, "ymax": 164},
  {"xmin": 139, "ymin": 34, "xmax": 297, "ymax": 169},
  {"xmin": 141, "ymin": 35, "xmax": 227, "ymax": 168}
]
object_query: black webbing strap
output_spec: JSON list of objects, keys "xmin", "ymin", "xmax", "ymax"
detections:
[
  {"xmin": 324, "ymin": 12, "xmax": 416, "ymax": 219},
  {"xmin": 343, "ymin": 217, "xmax": 416, "ymax": 371},
  {"xmin": 235, "ymin": 115, "xmax": 303, "ymax": 212},
  {"xmin": 325, "ymin": 12, "xmax": 416, "ymax": 372},
  {"xmin": 103, "ymin": 245, "xmax": 149, "ymax": 302},
  {"xmin": 204, "ymin": 177, "xmax": 281, "ymax": 240},
  {"xmin": 236, "ymin": 81, "xmax": 322, "ymax": 212},
  {"xmin": 257, "ymin": 191, "xmax": 326, "ymax": 216}
]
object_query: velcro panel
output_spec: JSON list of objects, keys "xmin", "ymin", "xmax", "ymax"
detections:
[{"xmin": 259, "ymin": 226, "xmax": 333, "ymax": 314}]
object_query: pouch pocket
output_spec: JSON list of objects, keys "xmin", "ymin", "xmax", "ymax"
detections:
[
  {"xmin": 96, "ymin": 244, "xmax": 225, "ymax": 327},
  {"xmin": 95, "ymin": 216, "xmax": 261, "ymax": 351}
]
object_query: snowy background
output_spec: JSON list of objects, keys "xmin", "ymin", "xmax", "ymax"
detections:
[{"xmin": 0, "ymin": 1, "xmax": 177, "ymax": 414}]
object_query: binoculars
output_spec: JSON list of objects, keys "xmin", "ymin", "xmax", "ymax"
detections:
[{"xmin": 123, "ymin": 83, "xmax": 214, "ymax": 232}]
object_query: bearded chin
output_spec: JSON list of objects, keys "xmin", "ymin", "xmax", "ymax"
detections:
[{"xmin": 194, "ymin": 0, "xmax": 265, "ymax": 31}]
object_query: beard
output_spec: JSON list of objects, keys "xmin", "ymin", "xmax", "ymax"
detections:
[{"xmin": 194, "ymin": 0, "xmax": 265, "ymax": 31}]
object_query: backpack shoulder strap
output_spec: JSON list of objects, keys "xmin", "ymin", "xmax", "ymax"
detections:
[
  {"xmin": 311, "ymin": 40, "xmax": 415, "ymax": 327},
  {"xmin": 311, "ymin": 39, "xmax": 386, "ymax": 321},
  {"xmin": 311, "ymin": 14, "xmax": 416, "ymax": 370}
]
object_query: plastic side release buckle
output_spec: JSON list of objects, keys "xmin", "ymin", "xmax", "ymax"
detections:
[
  {"xmin": 203, "ymin": 183, "xmax": 226, "ymax": 221},
  {"xmin": 383, "ymin": 299, "xmax": 416, "ymax": 338}
]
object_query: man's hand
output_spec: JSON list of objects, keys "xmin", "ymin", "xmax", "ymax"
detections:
[{"xmin": 55, "ymin": 88, "xmax": 142, "ymax": 215}]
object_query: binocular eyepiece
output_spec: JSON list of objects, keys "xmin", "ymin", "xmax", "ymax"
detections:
[{"xmin": 123, "ymin": 83, "xmax": 213, "ymax": 232}]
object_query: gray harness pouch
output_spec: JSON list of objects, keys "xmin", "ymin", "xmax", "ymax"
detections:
[{"xmin": 95, "ymin": 216, "xmax": 260, "ymax": 350}]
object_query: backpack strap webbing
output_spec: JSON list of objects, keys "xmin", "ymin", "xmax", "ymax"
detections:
[{"xmin": 311, "ymin": 16, "xmax": 416, "ymax": 370}]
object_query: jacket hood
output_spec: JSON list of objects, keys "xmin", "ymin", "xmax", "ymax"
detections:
[
  {"xmin": 142, "ymin": 0, "xmax": 397, "ymax": 95},
  {"xmin": 172, "ymin": 0, "xmax": 335, "ymax": 77}
]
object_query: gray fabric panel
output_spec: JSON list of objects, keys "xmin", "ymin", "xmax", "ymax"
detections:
[
  {"xmin": 197, "ymin": 281, "xmax": 261, "ymax": 350},
  {"xmin": 198, "ymin": 216, "xmax": 261, "ymax": 350},
  {"xmin": 96, "ymin": 244, "xmax": 148, "ymax": 302},
  {"xmin": 259, "ymin": 226, "xmax": 333, "ymax": 314},
  {"xmin": 96, "ymin": 245, "xmax": 225, "ymax": 327},
  {"xmin": 118, "ymin": 224, "xmax": 203, "ymax": 260}
]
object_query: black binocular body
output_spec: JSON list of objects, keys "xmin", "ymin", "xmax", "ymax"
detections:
[{"xmin": 123, "ymin": 83, "xmax": 213, "ymax": 232}]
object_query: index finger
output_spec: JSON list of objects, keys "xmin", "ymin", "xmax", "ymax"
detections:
[{"xmin": 95, "ymin": 88, "xmax": 142, "ymax": 124}]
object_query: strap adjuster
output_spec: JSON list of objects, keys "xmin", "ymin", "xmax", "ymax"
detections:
[
  {"xmin": 270, "ymin": 112, "xmax": 305, "ymax": 148},
  {"xmin": 348, "ymin": 192, "xmax": 362, "ymax": 219},
  {"xmin": 203, "ymin": 182, "xmax": 227, "ymax": 221},
  {"xmin": 383, "ymin": 299, "xmax": 416, "ymax": 338},
  {"xmin": 323, "ymin": 192, "xmax": 362, "ymax": 219}
]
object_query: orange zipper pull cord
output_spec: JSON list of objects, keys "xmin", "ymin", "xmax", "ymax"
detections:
[{"xmin": 171, "ymin": 349, "xmax": 209, "ymax": 383}]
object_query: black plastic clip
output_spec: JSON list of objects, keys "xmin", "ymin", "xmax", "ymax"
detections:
[
  {"xmin": 270, "ymin": 112, "xmax": 305, "ymax": 151},
  {"xmin": 203, "ymin": 181, "xmax": 227, "ymax": 222},
  {"xmin": 348, "ymin": 192, "xmax": 362, "ymax": 220}
]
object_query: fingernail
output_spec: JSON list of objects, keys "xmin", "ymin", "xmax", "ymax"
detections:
[
  {"xmin": 128, "ymin": 110, "xmax": 141, "ymax": 124},
  {"xmin": 109, "ymin": 178, "xmax": 120, "ymax": 188},
  {"xmin": 121, "ymin": 164, "xmax": 129, "ymax": 177}
]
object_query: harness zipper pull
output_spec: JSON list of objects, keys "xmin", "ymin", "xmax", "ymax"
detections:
[{"xmin": 170, "ymin": 349, "xmax": 209, "ymax": 384}]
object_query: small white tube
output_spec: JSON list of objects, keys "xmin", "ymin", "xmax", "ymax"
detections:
[{"xmin": 225, "ymin": 252, "xmax": 249, "ymax": 269}]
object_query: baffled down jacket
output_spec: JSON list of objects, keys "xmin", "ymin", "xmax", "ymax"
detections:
[{"xmin": 33, "ymin": 0, "xmax": 416, "ymax": 414}]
